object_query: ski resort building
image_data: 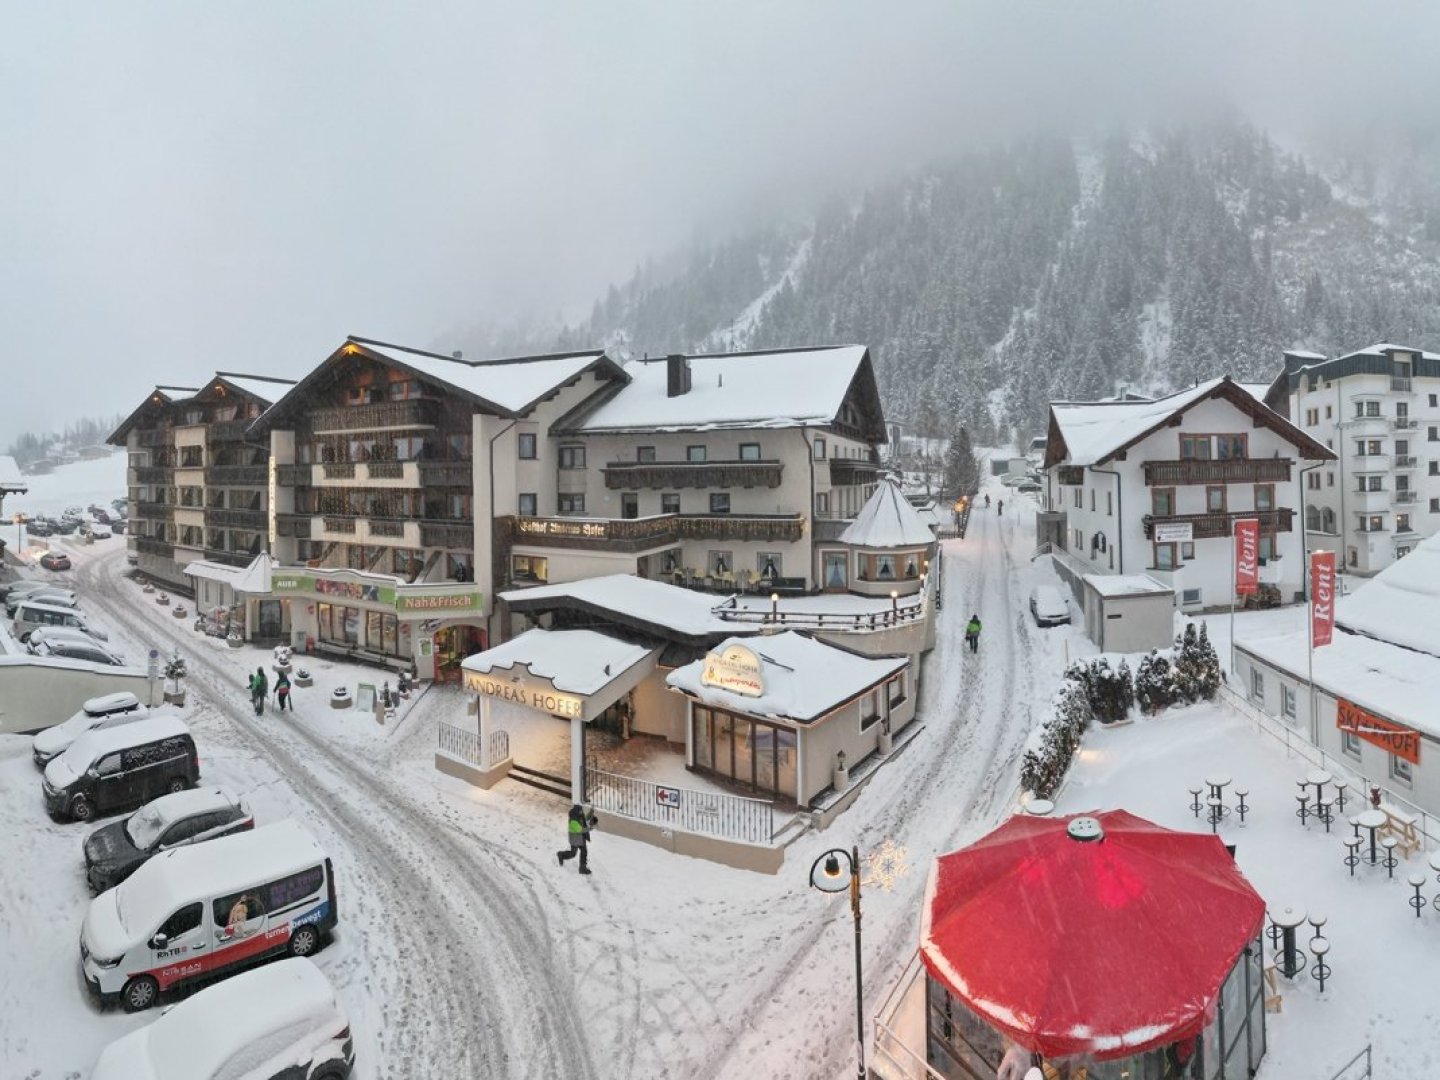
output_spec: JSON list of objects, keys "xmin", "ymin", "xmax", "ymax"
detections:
[
  {"xmin": 1263, "ymin": 342, "xmax": 1440, "ymax": 577},
  {"xmin": 1039, "ymin": 376, "xmax": 1333, "ymax": 613},
  {"xmin": 108, "ymin": 375, "xmax": 295, "ymax": 592}
]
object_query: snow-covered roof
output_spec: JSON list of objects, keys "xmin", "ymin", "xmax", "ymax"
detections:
[
  {"xmin": 1237, "ymin": 630, "xmax": 1440, "ymax": 741},
  {"xmin": 1084, "ymin": 574, "xmax": 1173, "ymax": 598},
  {"xmin": 500, "ymin": 574, "xmax": 741, "ymax": 638},
  {"xmin": 0, "ymin": 455, "xmax": 27, "ymax": 493},
  {"xmin": 667, "ymin": 631, "xmax": 907, "ymax": 725},
  {"xmin": 354, "ymin": 338, "xmax": 608, "ymax": 415},
  {"xmin": 837, "ymin": 479, "xmax": 937, "ymax": 548},
  {"xmin": 1336, "ymin": 531, "xmax": 1440, "ymax": 659},
  {"xmin": 1284, "ymin": 349, "xmax": 1327, "ymax": 361},
  {"xmin": 570, "ymin": 346, "xmax": 870, "ymax": 433},
  {"xmin": 181, "ymin": 560, "xmax": 244, "ymax": 585},
  {"xmin": 1338, "ymin": 342, "xmax": 1440, "ymax": 361},
  {"xmin": 1237, "ymin": 382, "xmax": 1271, "ymax": 403},
  {"xmin": 461, "ymin": 628, "xmax": 654, "ymax": 695},
  {"xmin": 111, "ymin": 959, "xmax": 341, "ymax": 1080},
  {"xmin": 233, "ymin": 551, "xmax": 274, "ymax": 594}
]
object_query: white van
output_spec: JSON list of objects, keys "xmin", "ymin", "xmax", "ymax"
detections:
[
  {"xmin": 11, "ymin": 598, "xmax": 106, "ymax": 643},
  {"xmin": 91, "ymin": 957, "xmax": 355, "ymax": 1080},
  {"xmin": 32, "ymin": 692, "xmax": 149, "ymax": 765},
  {"xmin": 81, "ymin": 820, "xmax": 338, "ymax": 1011}
]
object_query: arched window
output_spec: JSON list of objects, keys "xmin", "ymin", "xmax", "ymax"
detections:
[
  {"xmin": 1306, "ymin": 504, "xmax": 1321, "ymax": 531},
  {"xmin": 1321, "ymin": 508, "xmax": 1336, "ymax": 533}
]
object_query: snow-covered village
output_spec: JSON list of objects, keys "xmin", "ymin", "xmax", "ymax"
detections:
[{"xmin": 6, "ymin": 6, "xmax": 1440, "ymax": 1080}]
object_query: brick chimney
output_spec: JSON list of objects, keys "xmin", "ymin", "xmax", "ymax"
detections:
[{"xmin": 666, "ymin": 354, "xmax": 692, "ymax": 398}]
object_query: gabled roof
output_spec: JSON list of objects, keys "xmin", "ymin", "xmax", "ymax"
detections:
[
  {"xmin": 837, "ymin": 478, "xmax": 937, "ymax": 548},
  {"xmin": 250, "ymin": 337, "xmax": 623, "ymax": 433},
  {"xmin": 558, "ymin": 345, "xmax": 886, "ymax": 439},
  {"xmin": 1336, "ymin": 530, "xmax": 1440, "ymax": 660},
  {"xmin": 460, "ymin": 627, "xmax": 655, "ymax": 696},
  {"xmin": 210, "ymin": 372, "xmax": 297, "ymax": 405},
  {"xmin": 107, "ymin": 387, "xmax": 198, "ymax": 445},
  {"xmin": 1044, "ymin": 376, "xmax": 1333, "ymax": 469}
]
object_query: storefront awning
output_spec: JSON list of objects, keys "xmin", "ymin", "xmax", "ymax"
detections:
[{"xmin": 461, "ymin": 628, "xmax": 659, "ymax": 722}]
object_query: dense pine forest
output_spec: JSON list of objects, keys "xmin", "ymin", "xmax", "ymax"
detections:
[{"xmin": 538, "ymin": 119, "xmax": 1440, "ymax": 445}]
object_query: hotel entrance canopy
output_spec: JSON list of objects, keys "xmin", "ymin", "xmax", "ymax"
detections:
[{"xmin": 460, "ymin": 628, "xmax": 659, "ymax": 722}]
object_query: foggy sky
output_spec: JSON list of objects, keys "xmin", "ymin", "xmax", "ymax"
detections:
[{"xmin": 3, "ymin": 1, "xmax": 1438, "ymax": 439}]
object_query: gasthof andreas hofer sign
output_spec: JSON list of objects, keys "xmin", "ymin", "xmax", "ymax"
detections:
[
  {"xmin": 465, "ymin": 671, "xmax": 583, "ymax": 718},
  {"xmin": 700, "ymin": 643, "xmax": 765, "ymax": 698}
]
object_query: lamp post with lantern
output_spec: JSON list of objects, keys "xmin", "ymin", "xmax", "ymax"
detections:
[{"xmin": 810, "ymin": 845, "xmax": 866, "ymax": 1080}]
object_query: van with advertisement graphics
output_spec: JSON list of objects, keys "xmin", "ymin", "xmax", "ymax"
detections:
[{"xmin": 80, "ymin": 820, "xmax": 337, "ymax": 1011}]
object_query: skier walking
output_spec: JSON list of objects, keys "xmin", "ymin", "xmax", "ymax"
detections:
[
  {"xmin": 556, "ymin": 803, "xmax": 598, "ymax": 875},
  {"xmin": 274, "ymin": 670, "xmax": 291, "ymax": 712},
  {"xmin": 996, "ymin": 498, "xmax": 1003, "ymax": 516},
  {"xmin": 249, "ymin": 667, "xmax": 268, "ymax": 715},
  {"xmin": 965, "ymin": 614, "xmax": 982, "ymax": 654}
]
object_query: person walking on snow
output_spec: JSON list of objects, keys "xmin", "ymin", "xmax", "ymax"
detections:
[
  {"xmin": 557, "ymin": 803, "xmax": 598, "ymax": 875},
  {"xmin": 996, "ymin": 498, "xmax": 1003, "ymax": 516},
  {"xmin": 965, "ymin": 614, "xmax": 982, "ymax": 654},
  {"xmin": 250, "ymin": 666, "xmax": 268, "ymax": 715},
  {"xmin": 274, "ymin": 670, "xmax": 291, "ymax": 712},
  {"xmin": 984, "ymin": 493, "xmax": 990, "ymax": 509}
]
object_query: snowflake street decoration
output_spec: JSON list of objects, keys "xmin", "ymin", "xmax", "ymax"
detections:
[{"xmin": 865, "ymin": 839, "xmax": 911, "ymax": 893}]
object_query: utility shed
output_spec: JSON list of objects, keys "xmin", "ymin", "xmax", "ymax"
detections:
[{"xmin": 1081, "ymin": 574, "xmax": 1173, "ymax": 653}]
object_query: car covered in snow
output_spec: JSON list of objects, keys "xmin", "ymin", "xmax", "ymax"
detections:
[
  {"xmin": 1029, "ymin": 585, "xmax": 1071, "ymax": 627},
  {"xmin": 90, "ymin": 957, "xmax": 354, "ymax": 1079},
  {"xmin": 80, "ymin": 821, "xmax": 337, "ymax": 1011},
  {"xmin": 39, "ymin": 550, "xmax": 72, "ymax": 571},
  {"xmin": 84, "ymin": 787, "xmax": 253, "ymax": 893},
  {"xmin": 29, "ymin": 636, "xmax": 128, "ymax": 667},
  {"xmin": 25, "ymin": 624, "xmax": 116, "ymax": 656},
  {"xmin": 81, "ymin": 520, "xmax": 112, "ymax": 540},
  {"xmin": 4, "ymin": 583, "xmax": 78, "ymax": 613},
  {"xmin": 42, "ymin": 713, "xmax": 197, "ymax": 822},
  {"xmin": 11, "ymin": 598, "xmax": 106, "ymax": 642},
  {"xmin": 32, "ymin": 692, "xmax": 147, "ymax": 765}
]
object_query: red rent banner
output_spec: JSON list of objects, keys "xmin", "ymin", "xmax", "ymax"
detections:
[
  {"xmin": 1311, "ymin": 550, "xmax": 1336, "ymax": 647},
  {"xmin": 1234, "ymin": 518, "xmax": 1260, "ymax": 596}
]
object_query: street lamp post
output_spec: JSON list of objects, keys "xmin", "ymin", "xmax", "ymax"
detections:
[{"xmin": 810, "ymin": 845, "xmax": 865, "ymax": 1080}]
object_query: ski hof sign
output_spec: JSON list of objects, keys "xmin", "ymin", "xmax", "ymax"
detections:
[
  {"xmin": 1310, "ymin": 550, "xmax": 1336, "ymax": 647},
  {"xmin": 1234, "ymin": 518, "xmax": 1260, "ymax": 596},
  {"xmin": 1337, "ymin": 698, "xmax": 1419, "ymax": 765},
  {"xmin": 700, "ymin": 643, "xmax": 765, "ymax": 698}
]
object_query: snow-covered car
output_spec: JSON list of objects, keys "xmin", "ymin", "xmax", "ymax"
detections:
[
  {"xmin": 84, "ymin": 787, "xmax": 253, "ymax": 893},
  {"xmin": 90, "ymin": 958, "xmax": 354, "ymax": 1079},
  {"xmin": 30, "ymin": 637, "xmax": 127, "ymax": 666},
  {"xmin": 26, "ymin": 625, "xmax": 117, "ymax": 656},
  {"xmin": 32, "ymin": 692, "xmax": 149, "ymax": 765},
  {"xmin": 1015, "ymin": 480, "xmax": 1042, "ymax": 494},
  {"xmin": 111, "ymin": 518, "xmax": 128, "ymax": 535},
  {"xmin": 83, "ymin": 521, "xmax": 112, "ymax": 540},
  {"xmin": 1029, "ymin": 585, "xmax": 1071, "ymax": 627},
  {"xmin": 11, "ymin": 598, "xmax": 106, "ymax": 642},
  {"xmin": 5, "ymin": 585, "xmax": 78, "ymax": 614},
  {"xmin": 1, "ymin": 579, "xmax": 68, "ymax": 603},
  {"xmin": 40, "ymin": 550, "xmax": 71, "ymax": 571}
]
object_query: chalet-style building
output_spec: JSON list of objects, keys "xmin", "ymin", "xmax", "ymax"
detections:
[
  {"xmin": 1040, "ymin": 377, "xmax": 1334, "ymax": 611},
  {"xmin": 108, "ymin": 375, "xmax": 295, "ymax": 591}
]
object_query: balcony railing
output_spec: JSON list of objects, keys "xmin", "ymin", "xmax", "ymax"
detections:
[
  {"xmin": 322, "ymin": 462, "xmax": 356, "ymax": 480},
  {"xmin": 206, "ymin": 507, "xmax": 267, "ymax": 530},
  {"xmin": 322, "ymin": 516, "xmax": 357, "ymax": 535},
  {"xmin": 1393, "ymin": 377, "xmax": 1413, "ymax": 392},
  {"xmin": 420, "ymin": 521, "xmax": 474, "ymax": 549},
  {"xmin": 309, "ymin": 399, "xmax": 441, "ymax": 433},
  {"xmin": 365, "ymin": 461, "xmax": 405, "ymax": 480},
  {"xmin": 510, "ymin": 512, "xmax": 805, "ymax": 552},
  {"xmin": 136, "ymin": 429, "xmax": 173, "ymax": 447},
  {"xmin": 206, "ymin": 420, "xmax": 249, "ymax": 442},
  {"xmin": 1142, "ymin": 508, "xmax": 1295, "ymax": 540},
  {"xmin": 276, "ymin": 463, "xmax": 311, "ymax": 486},
  {"xmin": 133, "ymin": 501, "xmax": 174, "ymax": 519},
  {"xmin": 1395, "ymin": 455, "xmax": 1418, "ymax": 468},
  {"xmin": 134, "ymin": 536, "xmax": 175, "ymax": 557},
  {"xmin": 275, "ymin": 513, "xmax": 312, "ymax": 539},
  {"xmin": 829, "ymin": 457, "xmax": 885, "ymax": 486},
  {"xmin": 418, "ymin": 460, "xmax": 473, "ymax": 487},
  {"xmin": 1142, "ymin": 458, "xmax": 1293, "ymax": 486},
  {"xmin": 205, "ymin": 464, "xmax": 267, "ymax": 486},
  {"xmin": 603, "ymin": 459, "xmax": 784, "ymax": 490},
  {"xmin": 369, "ymin": 518, "xmax": 409, "ymax": 538},
  {"xmin": 1396, "ymin": 491, "xmax": 1418, "ymax": 504},
  {"xmin": 134, "ymin": 466, "xmax": 172, "ymax": 484}
]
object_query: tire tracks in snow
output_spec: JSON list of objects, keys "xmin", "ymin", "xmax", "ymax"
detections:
[{"xmin": 75, "ymin": 551, "xmax": 599, "ymax": 1080}]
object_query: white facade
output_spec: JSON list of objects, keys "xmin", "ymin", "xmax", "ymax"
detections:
[
  {"xmin": 1275, "ymin": 344, "xmax": 1440, "ymax": 576},
  {"xmin": 1044, "ymin": 379, "xmax": 1333, "ymax": 611}
]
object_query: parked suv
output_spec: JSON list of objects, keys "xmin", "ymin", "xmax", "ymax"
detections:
[
  {"xmin": 42, "ymin": 714, "xmax": 198, "ymax": 822},
  {"xmin": 84, "ymin": 787, "xmax": 253, "ymax": 893},
  {"xmin": 32, "ymin": 692, "xmax": 148, "ymax": 765},
  {"xmin": 90, "ymin": 958, "xmax": 354, "ymax": 1079},
  {"xmin": 30, "ymin": 636, "xmax": 127, "ymax": 666}
]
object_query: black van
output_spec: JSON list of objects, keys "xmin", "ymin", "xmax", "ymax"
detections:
[{"xmin": 41, "ymin": 714, "xmax": 199, "ymax": 822}]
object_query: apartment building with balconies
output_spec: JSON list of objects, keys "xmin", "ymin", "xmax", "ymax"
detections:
[
  {"xmin": 1041, "ymin": 377, "xmax": 1333, "ymax": 610},
  {"xmin": 108, "ymin": 374, "xmax": 294, "ymax": 590},
  {"xmin": 1263, "ymin": 343, "xmax": 1440, "ymax": 576}
]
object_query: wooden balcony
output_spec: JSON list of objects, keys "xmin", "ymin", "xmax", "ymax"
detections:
[
  {"xmin": 275, "ymin": 513, "xmax": 312, "ymax": 539},
  {"xmin": 206, "ymin": 507, "xmax": 267, "ymax": 530},
  {"xmin": 602, "ymin": 460, "xmax": 783, "ymax": 490},
  {"xmin": 309, "ymin": 399, "xmax": 441, "ymax": 434},
  {"xmin": 204, "ymin": 548, "xmax": 256, "ymax": 568},
  {"xmin": 136, "ymin": 429, "xmax": 174, "ymax": 447},
  {"xmin": 365, "ymin": 461, "xmax": 405, "ymax": 480},
  {"xmin": 133, "ymin": 501, "xmax": 174, "ymax": 520},
  {"xmin": 276, "ymin": 463, "xmax": 312, "ymax": 486},
  {"xmin": 418, "ymin": 460, "xmax": 473, "ymax": 487},
  {"xmin": 420, "ymin": 521, "xmax": 474, "ymax": 549},
  {"xmin": 206, "ymin": 420, "xmax": 249, "ymax": 443},
  {"xmin": 134, "ymin": 466, "xmax": 172, "ymax": 484},
  {"xmin": 321, "ymin": 462, "xmax": 356, "ymax": 480},
  {"xmin": 205, "ymin": 464, "xmax": 268, "ymax": 486},
  {"xmin": 134, "ymin": 536, "xmax": 175, "ymax": 557},
  {"xmin": 369, "ymin": 518, "xmax": 410, "ymax": 538},
  {"xmin": 1142, "ymin": 458, "xmax": 1293, "ymax": 486},
  {"xmin": 828, "ymin": 457, "xmax": 883, "ymax": 486},
  {"xmin": 322, "ymin": 515, "xmax": 357, "ymax": 535},
  {"xmin": 1142, "ymin": 508, "xmax": 1294, "ymax": 540}
]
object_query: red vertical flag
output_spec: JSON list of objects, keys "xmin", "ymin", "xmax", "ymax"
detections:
[
  {"xmin": 1234, "ymin": 518, "xmax": 1260, "ymax": 596},
  {"xmin": 1311, "ymin": 550, "xmax": 1336, "ymax": 647}
]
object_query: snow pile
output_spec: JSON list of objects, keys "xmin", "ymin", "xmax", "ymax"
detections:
[
  {"xmin": 460, "ymin": 628, "xmax": 655, "ymax": 695},
  {"xmin": 1336, "ymin": 529, "xmax": 1440, "ymax": 659}
]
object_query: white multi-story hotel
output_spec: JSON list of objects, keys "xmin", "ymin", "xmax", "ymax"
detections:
[
  {"xmin": 1263, "ymin": 342, "xmax": 1440, "ymax": 576},
  {"xmin": 1040, "ymin": 377, "xmax": 1333, "ymax": 611}
]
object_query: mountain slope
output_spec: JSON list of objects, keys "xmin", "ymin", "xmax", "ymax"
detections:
[{"xmin": 551, "ymin": 119, "xmax": 1440, "ymax": 442}]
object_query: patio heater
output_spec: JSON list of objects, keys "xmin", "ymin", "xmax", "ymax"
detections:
[{"xmin": 810, "ymin": 845, "xmax": 865, "ymax": 1080}]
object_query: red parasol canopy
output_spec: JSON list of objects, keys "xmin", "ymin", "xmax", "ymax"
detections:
[{"xmin": 920, "ymin": 809, "xmax": 1265, "ymax": 1062}]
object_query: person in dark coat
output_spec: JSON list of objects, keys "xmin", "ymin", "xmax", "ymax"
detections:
[
  {"xmin": 557, "ymin": 803, "xmax": 598, "ymax": 875},
  {"xmin": 274, "ymin": 670, "xmax": 291, "ymax": 712}
]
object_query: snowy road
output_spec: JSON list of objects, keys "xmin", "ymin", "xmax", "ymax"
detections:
[{"xmin": 71, "ymin": 551, "xmax": 601, "ymax": 1079}]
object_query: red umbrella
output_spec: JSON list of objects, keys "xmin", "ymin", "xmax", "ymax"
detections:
[{"xmin": 920, "ymin": 810, "xmax": 1265, "ymax": 1062}]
